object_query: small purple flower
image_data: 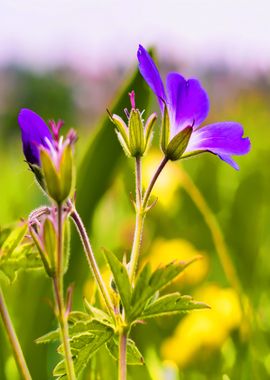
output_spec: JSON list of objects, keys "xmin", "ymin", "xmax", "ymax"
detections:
[
  {"xmin": 137, "ymin": 45, "xmax": 250, "ymax": 169},
  {"xmin": 18, "ymin": 109, "xmax": 53, "ymax": 165}
]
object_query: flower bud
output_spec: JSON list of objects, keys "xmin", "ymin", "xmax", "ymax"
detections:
[
  {"xmin": 128, "ymin": 109, "xmax": 144, "ymax": 157},
  {"xmin": 40, "ymin": 144, "xmax": 74, "ymax": 204},
  {"xmin": 109, "ymin": 90, "xmax": 157, "ymax": 158}
]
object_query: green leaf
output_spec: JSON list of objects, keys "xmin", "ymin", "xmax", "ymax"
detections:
[
  {"xmin": 131, "ymin": 264, "xmax": 151, "ymax": 309},
  {"xmin": 1, "ymin": 223, "xmax": 27, "ymax": 257},
  {"xmin": 106, "ymin": 338, "xmax": 144, "ymax": 366},
  {"xmin": 130, "ymin": 258, "xmax": 199, "ymax": 321},
  {"xmin": 36, "ymin": 314, "xmax": 114, "ymax": 344},
  {"xmin": 54, "ymin": 324, "xmax": 114, "ymax": 378},
  {"xmin": 0, "ymin": 226, "xmax": 12, "ymax": 247},
  {"xmin": 35, "ymin": 328, "xmax": 59, "ymax": 344},
  {"xmin": 103, "ymin": 248, "xmax": 132, "ymax": 315},
  {"xmin": 140, "ymin": 292, "xmax": 209, "ymax": 319},
  {"xmin": 0, "ymin": 242, "xmax": 42, "ymax": 282},
  {"xmin": 84, "ymin": 298, "xmax": 112, "ymax": 324}
]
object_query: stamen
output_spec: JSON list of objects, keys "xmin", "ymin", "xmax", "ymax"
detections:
[
  {"xmin": 129, "ymin": 90, "xmax": 136, "ymax": 109},
  {"xmin": 49, "ymin": 119, "xmax": 64, "ymax": 142},
  {"xmin": 124, "ymin": 108, "xmax": 130, "ymax": 118}
]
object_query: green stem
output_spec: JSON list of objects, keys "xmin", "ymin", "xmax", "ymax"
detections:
[
  {"xmin": 129, "ymin": 157, "xmax": 169, "ymax": 284},
  {"xmin": 0, "ymin": 287, "xmax": 32, "ymax": 380},
  {"xmin": 53, "ymin": 204, "xmax": 76, "ymax": 380},
  {"xmin": 70, "ymin": 208, "xmax": 115, "ymax": 319},
  {"xmin": 128, "ymin": 157, "xmax": 144, "ymax": 284},
  {"xmin": 118, "ymin": 330, "xmax": 127, "ymax": 380}
]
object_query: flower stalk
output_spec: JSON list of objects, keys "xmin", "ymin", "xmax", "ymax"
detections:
[
  {"xmin": 118, "ymin": 329, "xmax": 127, "ymax": 380},
  {"xmin": 53, "ymin": 203, "xmax": 76, "ymax": 380},
  {"xmin": 69, "ymin": 205, "xmax": 115, "ymax": 320},
  {"xmin": 0, "ymin": 287, "xmax": 32, "ymax": 380}
]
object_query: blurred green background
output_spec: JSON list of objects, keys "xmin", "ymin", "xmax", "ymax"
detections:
[{"xmin": 0, "ymin": 54, "xmax": 270, "ymax": 380}]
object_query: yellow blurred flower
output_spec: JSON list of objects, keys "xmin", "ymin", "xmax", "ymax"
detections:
[
  {"xmin": 161, "ymin": 284, "xmax": 242, "ymax": 368},
  {"xmin": 148, "ymin": 238, "xmax": 209, "ymax": 286},
  {"xmin": 83, "ymin": 266, "xmax": 112, "ymax": 305}
]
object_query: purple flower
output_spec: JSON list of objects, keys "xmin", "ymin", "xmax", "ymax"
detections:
[
  {"xmin": 18, "ymin": 108, "xmax": 53, "ymax": 165},
  {"xmin": 137, "ymin": 45, "xmax": 250, "ymax": 169}
]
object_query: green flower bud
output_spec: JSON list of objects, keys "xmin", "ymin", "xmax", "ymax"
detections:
[
  {"xmin": 40, "ymin": 144, "xmax": 74, "ymax": 204},
  {"xmin": 109, "ymin": 90, "xmax": 157, "ymax": 158},
  {"xmin": 128, "ymin": 109, "xmax": 144, "ymax": 157}
]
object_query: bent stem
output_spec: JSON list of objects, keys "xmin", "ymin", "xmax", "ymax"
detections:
[
  {"xmin": 118, "ymin": 330, "xmax": 127, "ymax": 380},
  {"xmin": 53, "ymin": 204, "xmax": 76, "ymax": 380},
  {"xmin": 0, "ymin": 287, "xmax": 32, "ymax": 380},
  {"xmin": 70, "ymin": 207, "xmax": 115, "ymax": 320}
]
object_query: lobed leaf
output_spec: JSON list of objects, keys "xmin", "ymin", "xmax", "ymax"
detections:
[
  {"xmin": 140, "ymin": 292, "xmax": 209, "ymax": 319},
  {"xmin": 84, "ymin": 298, "xmax": 112, "ymax": 324},
  {"xmin": 54, "ymin": 327, "xmax": 114, "ymax": 378},
  {"xmin": 0, "ymin": 223, "xmax": 27, "ymax": 257},
  {"xmin": 0, "ymin": 242, "xmax": 42, "ymax": 282},
  {"xmin": 103, "ymin": 248, "xmax": 132, "ymax": 316},
  {"xmin": 130, "ymin": 257, "xmax": 200, "ymax": 321},
  {"xmin": 106, "ymin": 337, "xmax": 144, "ymax": 366},
  {"xmin": 36, "ymin": 313, "xmax": 114, "ymax": 344}
]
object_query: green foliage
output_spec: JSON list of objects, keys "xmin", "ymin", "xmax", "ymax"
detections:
[
  {"xmin": 36, "ymin": 311, "xmax": 114, "ymax": 378},
  {"xmin": 36, "ymin": 311, "xmax": 114, "ymax": 345},
  {"xmin": 130, "ymin": 258, "xmax": 200, "ymax": 321},
  {"xmin": 0, "ymin": 223, "xmax": 42, "ymax": 282},
  {"xmin": 1, "ymin": 223, "xmax": 27, "ymax": 257},
  {"xmin": 106, "ymin": 338, "xmax": 144, "ymax": 366},
  {"xmin": 54, "ymin": 328, "xmax": 114, "ymax": 379},
  {"xmin": 140, "ymin": 292, "xmax": 209, "ymax": 319},
  {"xmin": 103, "ymin": 248, "xmax": 132, "ymax": 316}
]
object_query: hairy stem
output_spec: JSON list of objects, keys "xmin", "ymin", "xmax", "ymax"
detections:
[
  {"xmin": 0, "ymin": 287, "xmax": 32, "ymax": 380},
  {"xmin": 118, "ymin": 331, "xmax": 127, "ymax": 380},
  {"xmin": 129, "ymin": 156, "xmax": 169, "ymax": 284},
  {"xmin": 53, "ymin": 204, "xmax": 76, "ymax": 380},
  {"xmin": 70, "ymin": 208, "xmax": 115, "ymax": 319},
  {"xmin": 128, "ymin": 157, "xmax": 144, "ymax": 284}
]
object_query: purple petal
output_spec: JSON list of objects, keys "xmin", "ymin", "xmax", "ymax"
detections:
[
  {"xmin": 137, "ymin": 45, "xmax": 166, "ymax": 110},
  {"xmin": 18, "ymin": 109, "xmax": 53, "ymax": 165},
  {"xmin": 166, "ymin": 73, "xmax": 209, "ymax": 136},
  {"xmin": 218, "ymin": 154, "xmax": 239, "ymax": 170},
  {"xmin": 185, "ymin": 122, "xmax": 251, "ymax": 169}
]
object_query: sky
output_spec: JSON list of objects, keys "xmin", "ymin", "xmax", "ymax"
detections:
[{"xmin": 0, "ymin": 0, "xmax": 270, "ymax": 71}]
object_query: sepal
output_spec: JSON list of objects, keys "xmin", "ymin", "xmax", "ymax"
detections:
[
  {"xmin": 165, "ymin": 126, "xmax": 193, "ymax": 161},
  {"xmin": 161, "ymin": 104, "xmax": 170, "ymax": 153}
]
